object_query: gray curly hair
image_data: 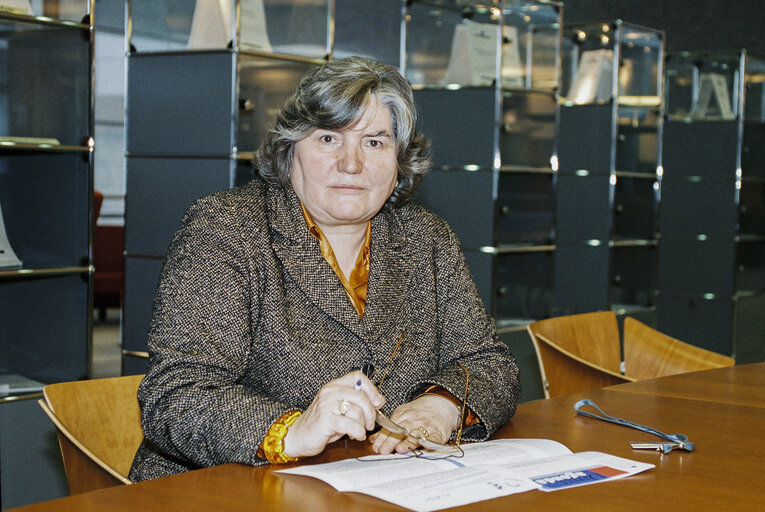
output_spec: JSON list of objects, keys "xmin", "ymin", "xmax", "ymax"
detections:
[{"xmin": 254, "ymin": 56, "xmax": 431, "ymax": 208}]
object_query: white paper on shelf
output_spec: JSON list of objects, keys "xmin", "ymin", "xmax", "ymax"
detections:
[
  {"xmin": 188, "ymin": 0, "xmax": 272, "ymax": 52},
  {"xmin": 240, "ymin": 0, "xmax": 272, "ymax": 52},
  {"xmin": 567, "ymin": 49, "xmax": 614, "ymax": 105},
  {"xmin": 691, "ymin": 72, "xmax": 735, "ymax": 120},
  {"xmin": 0, "ymin": 1, "xmax": 33, "ymax": 15},
  {"xmin": 0, "ymin": 200, "xmax": 22, "ymax": 270},
  {"xmin": 188, "ymin": 0, "xmax": 234, "ymax": 49},
  {"xmin": 444, "ymin": 20, "xmax": 525, "ymax": 87}
]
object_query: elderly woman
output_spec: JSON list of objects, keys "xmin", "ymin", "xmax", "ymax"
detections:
[{"xmin": 129, "ymin": 56, "xmax": 520, "ymax": 481}]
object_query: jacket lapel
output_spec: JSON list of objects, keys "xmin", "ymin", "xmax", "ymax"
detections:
[
  {"xmin": 363, "ymin": 208, "xmax": 416, "ymax": 353},
  {"xmin": 267, "ymin": 183, "xmax": 364, "ymax": 338}
]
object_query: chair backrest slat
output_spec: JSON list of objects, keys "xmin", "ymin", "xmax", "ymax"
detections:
[
  {"xmin": 623, "ymin": 317, "xmax": 735, "ymax": 380},
  {"xmin": 40, "ymin": 374, "xmax": 144, "ymax": 493},
  {"xmin": 528, "ymin": 311, "xmax": 622, "ymax": 374}
]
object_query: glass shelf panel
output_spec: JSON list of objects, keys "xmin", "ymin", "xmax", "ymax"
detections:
[
  {"xmin": 0, "ymin": 0, "xmax": 89, "ymax": 24},
  {"xmin": 493, "ymin": 248, "xmax": 554, "ymax": 321},
  {"xmin": 561, "ymin": 20, "xmax": 663, "ymax": 107},
  {"xmin": 500, "ymin": 88, "xmax": 557, "ymax": 168},
  {"xmin": 0, "ymin": 22, "xmax": 90, "ymax": 146},
  {"xmin": 128, "ymin": 0, "xmax": 330, "ymax": 58},
  {"xmin": 665, "ymin": 51, "xmax": 765, "ymax": 123},
  {"xmin": 0, "ymin": 152, "xmax": 89, "ymax": 268},
  {"xmin": 236, "ymin": 55, "xmax": 316, "ymax": 152},
  {"xmin": 405, "ymin": 0, "xmax": 561, "ymax": 89}
]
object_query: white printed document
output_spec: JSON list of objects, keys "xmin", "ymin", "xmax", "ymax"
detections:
[
  {"xmin": 443, "ymin": 20, "xmax": 523, "ymax": 87},
  {"xmin": 277, "ymin": 438, "xmax": 654, "ymax": 511}
]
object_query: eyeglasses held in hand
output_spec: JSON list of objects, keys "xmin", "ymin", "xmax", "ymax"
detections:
[{"xmin": 347, "ymin": 333, "xmax": 471, "ymax": 461}]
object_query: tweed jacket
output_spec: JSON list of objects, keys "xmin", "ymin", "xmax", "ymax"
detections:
[{"xmin": 129, "ymin": 177, "xmax": 520, "ymax": 481}]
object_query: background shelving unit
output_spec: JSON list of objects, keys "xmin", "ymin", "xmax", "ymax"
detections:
[
  {"xmin": 405, "ymin": 0, "xmax": 563, "ymax": 402},
  {"xmin": 555, "ymin": 20, "xmax": 664, "ymax": 324},
  {"xmin": 658, "ymin": 50, "xmax": 765, "ymax": 361},
  {"xmin": 123, "ymin": 0, "xmax": 404, "ymax": 375},
  {"xmin": 0, "ymin": 1, "xmax": 94, "ymax": 508}
]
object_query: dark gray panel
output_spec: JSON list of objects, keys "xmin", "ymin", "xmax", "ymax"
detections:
[
  {"xmin": 555, "ymin": 174, "xmax": 612, "ymax": 242},
  {"xmin": 662, "ymin": 121, "xmax": 739, "ymax": 178},
  {"xmin": 557, "ymin": 104, "xmax": 614, "ymax": 174},
  {"xmin": 0, "ymin": 398, "xmax": 68, "ymax": 509},
  {"xmin": 743, "ymin": 121, "xmax": 765, "ymax": 180},
  {"xmin": 613, "ymin": 176, "xmax": 657, "ymax": 239},
  {"xmin": 499, "ymin": 90, "xmax": 557, "ymax": 169},
  {"xmin": 415, "ymin": 168, "xmax": 494, "ymax": 249},
  {"xmin": 334, "ymin": 0, "xmax": 401, "ymax": 65},
  {"xmin": 655, "ymin": 293, "xmax": 734, "ymax": 355},
  {"xmin": 493, "ymin": 250, "xmax": 554, "ymax": 321},
  {"xmin": 657, "ymin": 238, "xmax": 736, "ymax": 295},
  {"xmin": 414, "ymin": 88, "xmax": 497, "ymax": 168},
  {"xmin": 498, "ymin": 329, "xmax": 544, "ymax": 403},
  {"xmin": 615, "ymin": 120, "xmax": 660, "ymax": 174},
  {"xmin": 659, "ymin": 179, "xmax": 737, "ymax": 237},
  {"xmin": 237, "ymin": 59, "xmax": 315, "ymax": 152},
  {"xmin": 0, "ymin": 153, "xmax": 89, "ymax": 267},
  {"xmin": 123, "ymin": 256, "xmax": 164, "ymax": 355},
  {"xmin": 553, "ymin": 243, "xmax": 611, "ymax": 314},
  {"xmin": 733, "ymin": 293, "xmax": 765, "ymax": 364},
  {"xmin": 126, "ymin": 52, "xmax": 235, "ymax": 155},
  {"xmin": 122, "ymin": 354, "xmax": 149, "ymax": 376},
  {"xmin": 496, "ymin": 172, "xmax": 555, "ymax": 245},
  {"xmin": 0, "ymin": 275, "xmax": 88, "ymax": 383},
  {"xmin": 739, "ymin": 180, "xmax": 765, "ymax": 235},
  {"xmin": 125, "ymin": 158, "xmax": 233, "ymax": 256},
  {"xmin": 736, "ymin": 240, "xmax": 765, "ymax": 293},
  {"xmin": 610, "ymin": 245, "xmax": 656, "ymax": 309},
  {"xmin": 4, "ymin": 29, "xmax": 90, "ymax": 146}
]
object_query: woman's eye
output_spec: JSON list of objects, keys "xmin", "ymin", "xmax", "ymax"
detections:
[
  {"xmin": 320, "ymin": 135, "xmax": 334, "ymax": 144},
  {"xmin": 367, "ymin": 140, "xmax": 381, "ymax": 148}
]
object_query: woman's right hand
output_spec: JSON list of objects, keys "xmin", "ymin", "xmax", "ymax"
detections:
[{"xmin": 282, "ymin": 371, "xmax": 385, "ymax": 458}]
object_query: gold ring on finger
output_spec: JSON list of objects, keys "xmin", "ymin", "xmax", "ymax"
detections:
[{"xmin": 414, "ymin": 426, "xmax": 429, "ymax": 439}]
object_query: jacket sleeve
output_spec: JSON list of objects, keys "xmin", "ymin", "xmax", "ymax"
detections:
[
  {"xmin": 412, "ymin": 218, "xmax": 521, "ymax": 442},
  {"xmin": 136, "ymin": 194, "xmax": 286, "ymax": 468}
]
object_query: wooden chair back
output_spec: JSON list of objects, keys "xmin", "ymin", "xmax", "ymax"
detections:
[
  {"xmin": 529, "ymin": 331, "xmax": 634, "ymax": 398},
  {"xmin": 623, "ymin": 317, "xmax": 735, "ymax": 380},
  {"xmin": 37, "ymin": 374, "xmax": 144, "ymax": 494},
  {"xmin": 527, "ymin": 311, "xmax": 622, "ymax": 375}
]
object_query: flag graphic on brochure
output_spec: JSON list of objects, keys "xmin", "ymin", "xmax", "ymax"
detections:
[{"xmin": 533, "ymin": 465, "xmax": 628, "ymax": 491}]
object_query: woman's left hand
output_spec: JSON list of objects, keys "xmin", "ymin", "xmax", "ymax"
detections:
[{"xmin": 369, "ymin": 394, "xmax": 461, "ymax": 455}]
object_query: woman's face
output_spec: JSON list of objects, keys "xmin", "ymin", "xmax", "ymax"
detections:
[{"xmin": 290, "ymin": 98, "xmax": 398, "ymax": 230}]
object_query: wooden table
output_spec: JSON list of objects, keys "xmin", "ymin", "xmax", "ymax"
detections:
[
  {"xmin": 608, "ymin": 362, "xmax": 765, "ymax": 408},
  {"xmin": 11, "ymin": 363, "xmax": 765, "ymax": 511}
]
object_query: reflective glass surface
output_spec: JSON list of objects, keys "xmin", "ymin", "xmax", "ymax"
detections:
[
  {"xmin": 405, "ymin": 0, "xmax": 561, "ymax": 89},
  {"xmin": 129, "ymin": 0, "xmax": 330, "ymax": 57},
  {"xmin": 561, "ymin": 21, "xmax": 663, "ymax": 107},
  {"xmin": 665, "ymin": 51, "xmax": 765, "ymax": 123},
  {"xmin": 0, "ymin": 19, "xmax": 90, "ymax": 146},
  {"xmin": 0, "ymin": 0, "xmax": 89, "ymax": 23}
]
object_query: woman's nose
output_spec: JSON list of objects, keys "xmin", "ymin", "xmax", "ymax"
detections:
[{"xmin": 337, "ymin": 143, "xmax": 363, "ymax": 173}]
